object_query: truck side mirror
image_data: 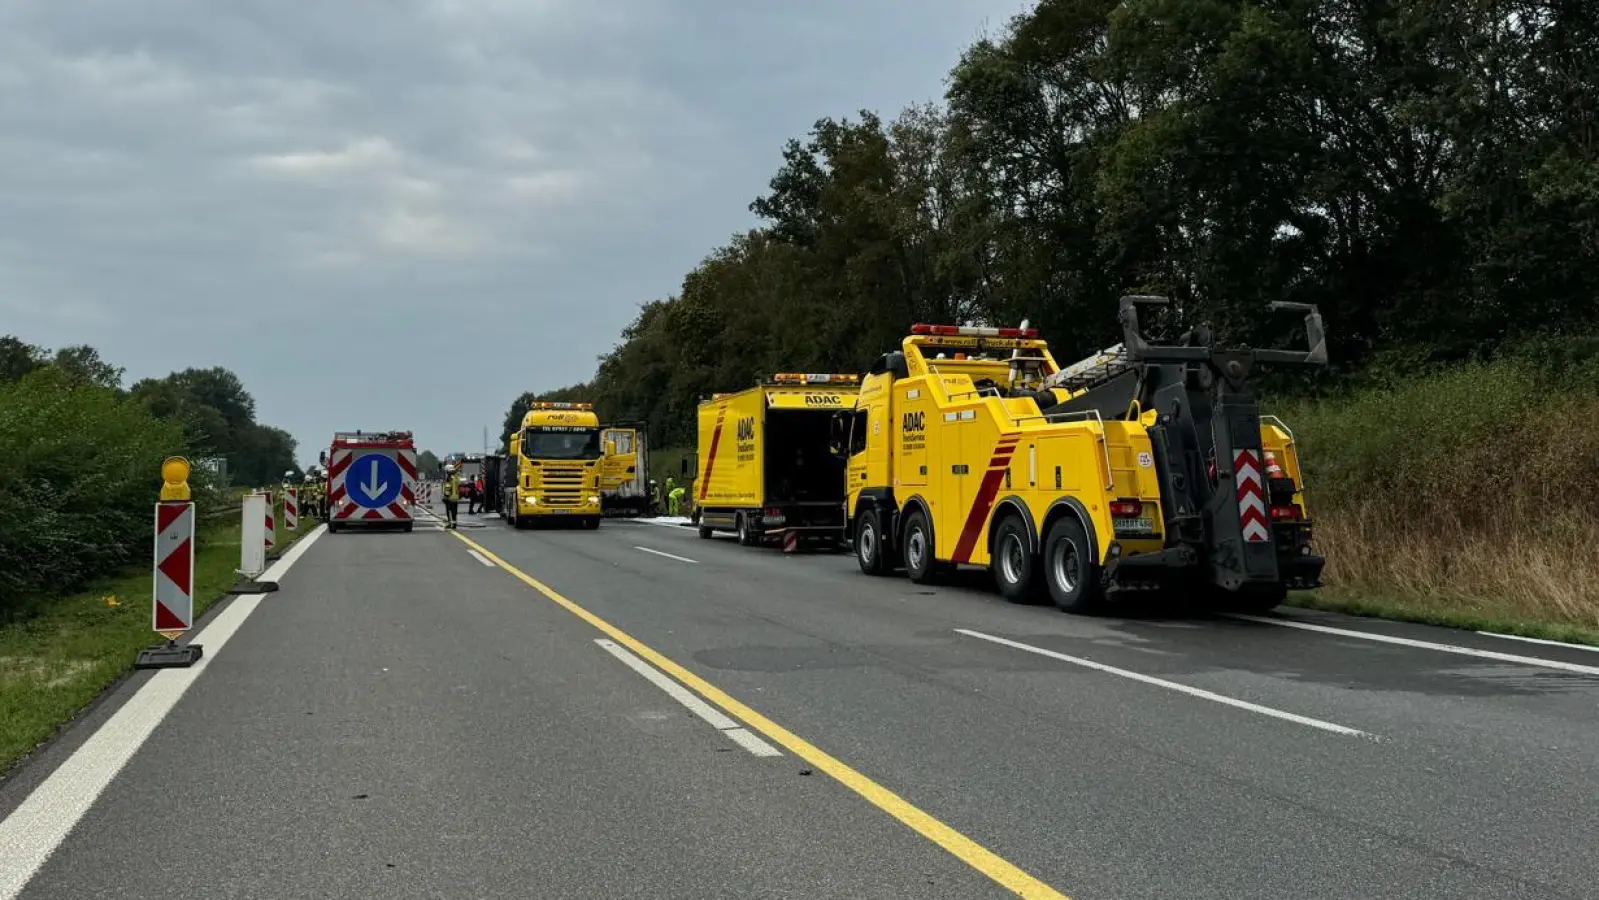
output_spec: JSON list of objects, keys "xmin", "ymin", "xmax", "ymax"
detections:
[
  {"xmin": 605, "ymin": 440, "xmax": 617, "ymax": 457},
  {"xmin": 680, "ymin": 458, "xmax": 689, "ymax": 476}
]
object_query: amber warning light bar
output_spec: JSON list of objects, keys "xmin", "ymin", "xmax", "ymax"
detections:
[
  {"xmin": 531, "ymin": 401, "xmax": 592, "ymax": 410},
  {"xmin": 771, "ymin": 373, "xmax": 861, "ymax": 385},
  {"xmin": 911, "ymin": 323, "xmax": 1039, "ymax": 339}
]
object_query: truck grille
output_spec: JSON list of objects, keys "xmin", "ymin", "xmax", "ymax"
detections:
[{"xmin": 541, "ymin": 465, "xmax": 585, "ymax": 506}]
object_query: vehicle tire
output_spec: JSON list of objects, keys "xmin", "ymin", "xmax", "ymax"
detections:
[
  {"xmin": 855, "ymin": 510, "xmax": 889, "ymax": 576},
  {"xmin": 991, "ymin": 515, "xmax": 1041, "ymax": 603},
  {"xmin": 1043, "ymin": 515, "xmax": 1104, "ymax": 614},
  {"xmin": 902, "ymin": 508, "xmax": 938, "ymax": 584},
  {"xmin": 736, "ymin": 512, "xmax": 759, "ymax": 547},
  {"xmin": 401, "ymin": 522, "xmax": 414, "ymax": 533},
  {"xmin": 697, "ymin": 524, "xmax": 714, "ymax": 539},
  {"xmin": 327, "ymin": 521, "xmax": 341, "ymax": 534},
  {"xmin": 585, "ymin": 516, "xmax": 601, "ymax": 530}
]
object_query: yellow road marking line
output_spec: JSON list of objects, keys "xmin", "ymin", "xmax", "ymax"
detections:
[{"xmin": 450, "ymin": 531, "xmax": 1069, "ymax": 900}]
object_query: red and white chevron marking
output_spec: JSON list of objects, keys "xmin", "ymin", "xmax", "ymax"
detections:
[
  {"xmin": 1234, "ymin": 448, "xmax": 1271, "ymax": 543},
  {"xmin": 263, "ymin": 489, "xmax": 276, "ymax": 550},
  {"xmin": 284, "ymin": 488, "xmax": 299, "ymax": 530},
  {"xmin": 328, "ymin": 446, "xmax": 417, "ymax": 521},
  {"xmin": 152, "ymin": 501, "xmax": 194, "ymax": 633}
]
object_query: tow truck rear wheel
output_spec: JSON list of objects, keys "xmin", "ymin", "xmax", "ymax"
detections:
[
  {"xmin": 855, "ymin": 510, "xmax": 889, "ymax": 576},
  {"xmin": 1043, "ymin": 516, "xmax": 1104, "ymax": 614},
  {"xmin": 991, "ymin": 516, "xmax": 1041, "ymax": 603},
  {"xmin": 902, "ymin": 508, "xmax": 939, "ymax": 584},
  {"xmin": 736, "ymin": 512, "xmax": 759, "ymax": 547}
]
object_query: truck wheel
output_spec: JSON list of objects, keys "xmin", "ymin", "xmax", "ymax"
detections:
[
  {"xmin": 991, "ymin": 516, "xmax": 1041, "ymax": 603},
  {"xmin": 1043, "ymin": 516, "xmax": 1104, "ymax": 614},
  {"xmin": 855, "ymin": 510, "xmax": 889, "ymax": 576},
  {"xmin": 736, "ymin": 512, "xmax": 759, "ymax": 547},
  {"xmin": 697, "ymin": 523, "xmax": 714, "ymax": 539},
  {"xmin": 585, "ymin": 516, "xmax": 601, "ymax": 530},
  {"xmin": 902, "ymin": 508, "xmax": 938, "ymax": 584}
]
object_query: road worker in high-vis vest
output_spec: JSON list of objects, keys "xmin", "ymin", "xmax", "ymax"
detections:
[{"xmin": 442, "ymin": 465, "xmax": 462, "ymax": 529}]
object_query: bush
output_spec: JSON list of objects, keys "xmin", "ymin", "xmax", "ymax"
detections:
[
  {"xmin": 0, "ymin": 368, "xmax": 189, "ymax": 618},
  {"xmin": 1276, "ymin": 348, "xmax": 1599, "ymax": 628}
]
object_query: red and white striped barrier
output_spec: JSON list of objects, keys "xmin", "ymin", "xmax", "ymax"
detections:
[
  {"xmin": 152, "ymin": 501, "xmax": 195, "ymax": 639},
  {"xmin": 284, "ymin": 488, "xmax": 299, "ymax": 531},
  {"xmin": 263, "ymin": 489, "xmax": 277, "ymax": 553}
]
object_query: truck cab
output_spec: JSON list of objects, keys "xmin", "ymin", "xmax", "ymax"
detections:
[
  {"xmin": 505, "ymin": 402, "xmax": 606, "ymax": 529},
  {"xmin": 845, "ymin": 300, "xmax": 1326, "ymax": 614}
]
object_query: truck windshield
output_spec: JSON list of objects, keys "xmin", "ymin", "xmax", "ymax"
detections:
[{"xmin": 522, "ymin": 428, "xmax": 603, "ymax": 460}]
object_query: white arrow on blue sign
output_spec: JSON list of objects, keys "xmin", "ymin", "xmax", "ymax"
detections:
[{"xmin": 347, "ymin": 453, "xmax": 404, "ymax": 508}]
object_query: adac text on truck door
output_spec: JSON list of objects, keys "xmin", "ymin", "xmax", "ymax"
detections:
[
  {"xmin": 841, "ymin": 298, "xmax": 1326, "ymax": 614},
  {"xmin": 502, "ymin": 402, "xmax": 607, "ymax": 530},
  {"xmin": 687, "ymin": 373, "xmax": 860, "ymax": 549}
]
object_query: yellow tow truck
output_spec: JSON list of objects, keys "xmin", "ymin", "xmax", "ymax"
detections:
[
  {"xmin": 690, "ymin": 373, "xmax": 859, "ymax": 548},
  {"xmin": 504, "ymin": 401, "xmax": 607, "ymax": 530},
  {"xmin": 841, "ymin": 298, "xmax": 1326, "ymax": 613}
]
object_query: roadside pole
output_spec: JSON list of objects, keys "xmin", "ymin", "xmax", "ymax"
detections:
[{"xmin": 135, "ymin": 457, "xmax": 203, "ymax": 669}]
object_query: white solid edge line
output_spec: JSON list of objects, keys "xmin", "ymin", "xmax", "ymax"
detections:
[
  {"xmin": 466, "ymin": 549, "xmax": 496, "ymax": 567},
  {"xmin": 0, "ymin": 525, "xmax": 327, "ymax": 900},
  {"xmin": 955, "ymin": 629, "xmax": 1376, "ymax": 740},
  {"xmin": 1475, "ymin": 631, "xmax": 1599, "ymax": 654},
  {"xmin": 633, "ymin": 546, "xmax": 698, "ymax": 564},
  {"xmin": 593, "ymin": 639, "xmax": 781, "ymax": 757},
  {"xmin": 1226, "ymin": 615, "xmax": 1599, "ymax": 676}
]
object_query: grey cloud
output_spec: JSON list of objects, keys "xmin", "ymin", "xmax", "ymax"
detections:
[{"xmin": 0, "ymin": 0, "xmax": 1027, "ymax": 459}]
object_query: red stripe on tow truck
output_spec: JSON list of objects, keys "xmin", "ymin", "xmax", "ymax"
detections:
[
  {"xmin": 950, "ymin": 438, "xmax": 1020, "ymax": 564},
  {"xmin": 697, "ymin": 407, "xmax": 727, "ymax": 501}
]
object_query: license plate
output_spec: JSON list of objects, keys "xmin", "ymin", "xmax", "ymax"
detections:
[
  {"xmin": 551, "ymin": 509, "xmax": 570, "ymax": 514},
  {"xmin": 1113, "ymin": 516, "xmax": 1155, "ymax": 535}
]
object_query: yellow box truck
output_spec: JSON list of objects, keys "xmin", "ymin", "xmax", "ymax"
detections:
[
  {"xmin": 842, "ymin": 298, "xmax": 1327, "ymax": 613},
  {"xmin": 504, "ymin": 401, "xmax": 606, "ymax": 529},
  {"xmin": 691, "ymin": 373, "xmax": 859, "ymax": 548}
]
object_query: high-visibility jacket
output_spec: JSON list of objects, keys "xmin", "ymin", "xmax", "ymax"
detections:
[{"xmin": 443, "ymin": 476, "xmax": 462, "ymax": 501}]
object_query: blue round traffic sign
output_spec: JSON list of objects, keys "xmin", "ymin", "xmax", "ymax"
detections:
[{"xmin": 346, "ymin": 453, "xmax": 404, "ymax": 508}]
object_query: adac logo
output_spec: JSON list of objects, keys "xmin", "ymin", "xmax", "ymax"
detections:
[
  {"xmin": 805, "ymin": 394, "xmax": 844, "ymax": 407},
  {"xmin": 736, "ymin": 417, "xmax": 755, "ymax": 441},
  {"xmin": 902, "ymin": 411, "xmax": 926, "ymax": 433}
]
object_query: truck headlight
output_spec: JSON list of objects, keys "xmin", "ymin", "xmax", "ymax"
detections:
[
  {"xmin": 523, "ymin": 495, "xmax": 538, "ymax": 506},
  {"xmin": 588, "ymin": 495, "xmax": 600, "ymax": 505}
]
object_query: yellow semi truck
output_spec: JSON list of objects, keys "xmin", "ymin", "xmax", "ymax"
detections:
[
  {"xmin": 842, "ymin": 297, "xmax": 1326, "ymax": 613},
  {"xmin": 691, "ymin": 373, "xmax": 860, "ymax": 548},
  {"xmin": 504, "ymin": 401, "xmax": 606, "ymax": 530}
]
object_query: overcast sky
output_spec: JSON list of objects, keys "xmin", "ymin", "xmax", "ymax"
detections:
[{"xmin": 0, "ymin": 0, "xmax": 1028, "ymax": 464}]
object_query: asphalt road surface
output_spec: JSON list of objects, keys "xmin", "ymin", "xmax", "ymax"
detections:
[{"xmin": 4, "ymin": 501, "xmax": 1598, "ymax": 900}]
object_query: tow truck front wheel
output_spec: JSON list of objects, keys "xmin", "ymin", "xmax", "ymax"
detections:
[
  {"xmin": 855, "ymin": 510, "xmax": 889, "ymax": 576},
  {"xmin": 1043, "ymin": 516, "xmax": 1104, "ymax": 614}
]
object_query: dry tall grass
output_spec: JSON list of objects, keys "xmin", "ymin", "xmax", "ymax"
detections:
[{"xmin": 1278, "ymin": 356, "xmax": 1599, "ymax": 630}]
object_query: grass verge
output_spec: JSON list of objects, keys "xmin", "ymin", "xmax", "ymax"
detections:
[
  {"xmin": 1287, "ymin": 588, "xmax": 1599, "ymax": 647},
  {"xmin": 0, "ymin": 500, "xmax": 320, "ymax": 776}
]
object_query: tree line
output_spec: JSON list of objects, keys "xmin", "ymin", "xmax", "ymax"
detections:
[
  {"xmin": 0, "ymin": 335, "xmax": 301, "ymax": 612},
  {"xmin": 506, "ymin": 0, "xmax": 1595, "ymax": 451}
]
